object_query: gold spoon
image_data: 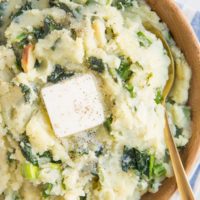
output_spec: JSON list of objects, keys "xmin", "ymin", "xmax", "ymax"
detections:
[{"xmin": 143, "ymin": 22, "xmax": 195, "ymax": 200}]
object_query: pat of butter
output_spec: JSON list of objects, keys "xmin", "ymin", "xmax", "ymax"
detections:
[{"xmin": 41, "ymin": 74, "xmax": 105, "ymax": 137}]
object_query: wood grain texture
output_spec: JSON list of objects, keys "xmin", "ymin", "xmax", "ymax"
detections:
[{"xmin": 142, "ymin": 0, "xmax": 200, "ymax": 199}]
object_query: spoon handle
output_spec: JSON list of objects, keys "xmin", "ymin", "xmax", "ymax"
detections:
[{"xmin": 164, "ymin": 112, "xmax": 195, "ymax": 200}]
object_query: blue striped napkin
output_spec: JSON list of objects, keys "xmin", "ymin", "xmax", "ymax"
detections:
[{"xmin": 171, "ymin": 1, "xmax": 200, "ymax": 199}]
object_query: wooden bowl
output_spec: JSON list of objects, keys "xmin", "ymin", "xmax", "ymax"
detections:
[{"xmin": 142, "ymin": 0, "xmax": 200, "ymax": 199}]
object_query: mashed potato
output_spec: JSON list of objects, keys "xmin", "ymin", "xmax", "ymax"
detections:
[{"xmin": 0, "ymin": 0, "xmax": 191, "ymax": 199}]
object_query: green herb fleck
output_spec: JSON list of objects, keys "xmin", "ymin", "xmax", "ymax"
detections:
[
  {"xmin": 7, "ymin": 148, "xmax": 16, "ymax": 164},
  {"xmin": 175, "ymin": 125, "xmax": 183, "ymax": 138},
  {"xmin": 80, "ymin": 196, "xmax": 87, "ymax": 200},
  {"xmin": 124, "ymin": 83, "xmax": 136, "ymax": 98},
  {"xmin": 69, "ymin": 148, "xmax": 89, "ymax": 158},
  {"xmin": 88, "ymin": 57, "xmax": 105, "ymax": 73},
  {"xmin": 51, "ymin": 37, "xmax": 61, "ymax": 51},
  {"xmin": 14, "ymin": 16, "xmax": 62, "ymax": 48},
  {"xmin": 42, "ymin": 183, "xmax": 53, "ymax": 198},
  {"xmin": 167, "ymin": 96, "xmax": 176, "ymax": 105},
  {"xmin": 154, "ymin": 89, "xmax": 163, "ymax": 104},
  {"xmin": 19, "ymin": 135, "xmax": 38, "ymax": 166},
  {"xmin": 116, "ymin": 56, "xmax": 133, "ymax": 82},
  {"xmin": 105, "ymin": 27, "xmax": 115, "ymax": 40},
  {"xmin": 137, "ymin": 31, "xmax": 152, "ymax": 47},
  {"xmin": 21, "ymin": 162, "xmax": 39, "ymax": 180},
  {"xmin": 149, "ymin": 154, "xmax": 155, "ymax": 179},
  {"xmin": 113, "ymin": 0, "xmax": 135, "ymax": 9},
  {"xmin": 108, "ymin": 67, "xmax": 118, "ymax": 82},
  {"xmin": 134, "ymin": 61, "xmax": 143, "ymax": 70},
  {"xmin": 104, "ymin": 115, "xmax": 113, "ymax": 132},
  {"xmin": 34, "ymin": 59, "xmax": 41, "ymax": 68},
  {"xmin": 95, "ymin": 146, "xmax": 104, "ymax": 157},
  {"xmin": 19, "ymin": 83, "xmax": 31, "ymax": 103},
  {"xmin": 43, "ymin": 16, "xmax": 62, "ymax": 36},
  {"xmin": 134, "ymin": 106, "xmax": 137, "ymax": 112},
  {"xmin": 146, "ymin": 72, "xmax": 153, "ymax": 86},
  {"xmin": 71, "ymin": 29, "xmax": 77, "ymax": 40},
  {"xmin": 153, "ymin": 163, "xmax": 166, "ymax": 177}
]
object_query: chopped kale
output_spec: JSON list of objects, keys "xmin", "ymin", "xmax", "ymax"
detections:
[
  {"xmin": 49, "ymin": 0, "xmax": 74, "ymax": 16},
  {"xmin": 42, "ymin": 183, "xmax": 53, "ymax": 198},
  {"xmin": 121, "ymin": 146, "xmax": 166, "ymax": 178},
  {"xmin": 19, "ymin": 135, "xmax": 38, "ymax": 166},
  {"xmin": 116, "ymin": 56, "xmax": 133, "ymax": 82},
  {"xmin": 71, "ymin": 29, "xmax": 77, "ymax": 40},
  {"xmin": 15, "ymin": 32, "xmax": 30, "ymax": 48},
  {"xmin": 34, "ymin": 59, "xmax": 41, "ymax": 68},
  {"xmin": 121, "ymin": 146, "xmax": 151, "ymax": 177},
  {"xmin": 11, "ymin": 2, "xmax": 32, "ymax": 20},
  {"xmin": 14, "ymin": 16, "xmax": 62, "ymax": 46},
  {"xmin": 116, "ymin": 57, "xmax": 136, "ymax": 97},
  {"xmin": 137, "ymin": 31, "xmax": 152, "ymax": 47},
  {"xmin": 39, "ymin": 150, "xmax": 62, "ymax": 164},
  {"xmin": 80, "ymin": 196, "xmax": 87, "ymax": 200},
  {"xmin": 19, "ymin": 83, "xmax": 31, "ymax": 103},
  {"xmin": 95, "ymin": 146, "xmax": 104, "ymax": 157},
  {"xmin": 88, "ymin": 57, "xmax": 105, "ymax": 73},
  {"xmin": 15, "ymin": 28, "xmax": 54, "ymax": 70},
  {"xmin": 43, "ymin": 16, "xmax": 62, "ymax": 36},
  {"xmin": 12, "ymin": 16, "xmax": 62, "ymax": 70},
  {"xmin": 103, "ymin": 115, "xmax": 113, "ymax": 132},
  {"xmin": 31, "ymin": 27, "xmax": 45, "ymax": 40},
  {"xmin": 154, "ymin": 89, "xmax": 163, "ymax": 104},
  {"xmin": 113, "ymin": 0, "xmax": 135, "ymax": 9},
  {"xmin": 7, "ymin": 148, "xmax": 16, "ymax": 164},
  {"xmin": 47, "ymin": 65, "xmax": 74, "ymax": 83},
  {"xmin": 39, "ymin": 151, "xmax": 53, "ymax": 163},
  {"xmin": 175, "ymin": 125, "xmax": 183, "ymax": 138},
  {"xmin": 11, "ymin": 192, "xmax": 21, "ymax": 200},
  {"xmin": 12, "ymin": 43, "xmax": 24, "ymax": 70}
]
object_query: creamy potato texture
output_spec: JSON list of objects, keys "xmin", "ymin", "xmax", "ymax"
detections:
[{"xmin": 0, "ymin": 0, "xmax": 191, "ymax": 199}]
